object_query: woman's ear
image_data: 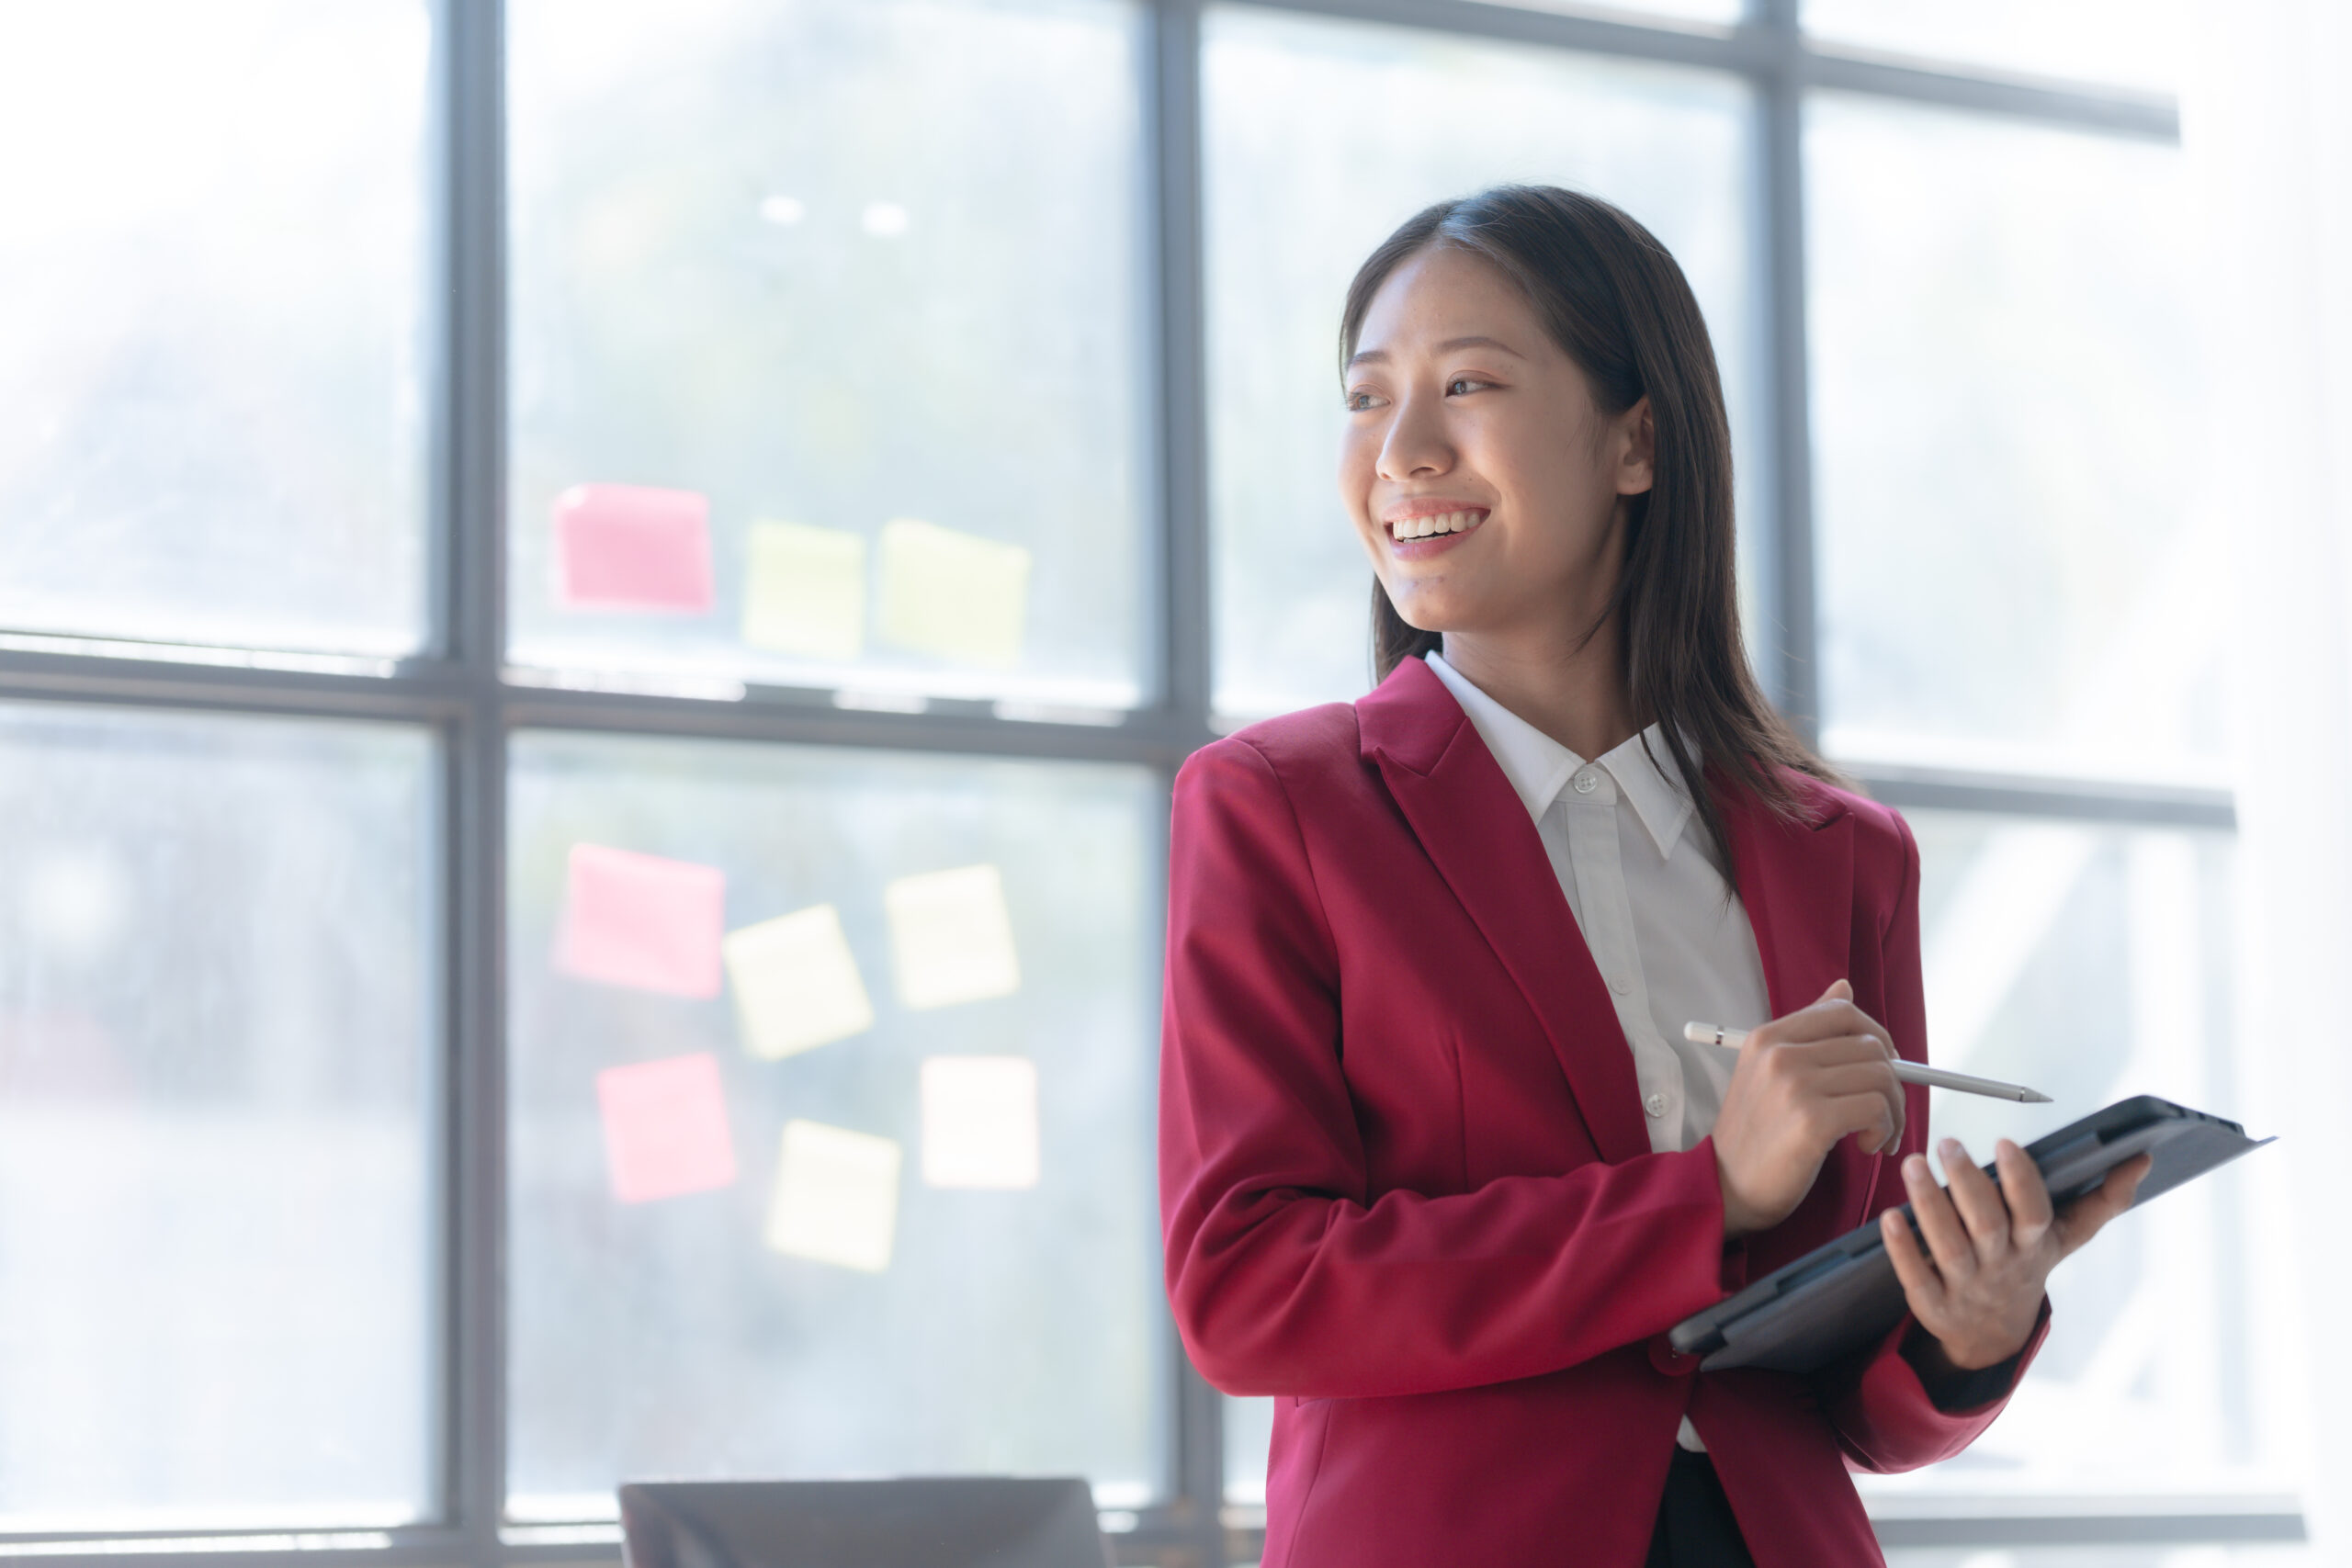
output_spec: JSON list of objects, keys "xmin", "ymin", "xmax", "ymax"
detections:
[{"xmin": 1615, "ymin": 397, "xmax": 1656, "ymax": 496}]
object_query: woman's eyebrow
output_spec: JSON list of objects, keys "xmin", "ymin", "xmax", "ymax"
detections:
[
  {"xmin": 1346, "ymin": 333, "xmax": 1525, "ymax": 369},
  {"xmin": 1435, "ymin": 334, "xmax": 1524, "ymax": 357}
]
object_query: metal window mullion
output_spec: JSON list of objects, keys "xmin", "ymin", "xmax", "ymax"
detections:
[
  {"xmin": 442, "ymin": 0, "xmax": 509, "ymax": 1562},
  {"xmin": 1228, "ymin": 0, "xmax": 1776, "ymax": 73},
  {"xmin": 1756, "ymin": 0, "xmax": 1818, "ymax": 746},
  {"xmin": 1147, "ymin": 4, "xmax": 1230, "ymax": 1564},
  {"xmin": 1152, "ymin": 0, "xmax": 1216, "ymax": 741}
]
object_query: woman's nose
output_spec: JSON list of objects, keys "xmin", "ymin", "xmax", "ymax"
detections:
[{"xmin": 1378, "ymin": 390, "xmax": 1453, "ymax": 480}]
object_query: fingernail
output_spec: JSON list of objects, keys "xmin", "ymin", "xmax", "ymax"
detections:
[
  {"xmin": 1939, "ymin": 1137, "xmax": 1962, "ymax": 1159},
  {"xmin": 1903, "ymin": 1155, "xmax": 1929, "ymax": 1181}
]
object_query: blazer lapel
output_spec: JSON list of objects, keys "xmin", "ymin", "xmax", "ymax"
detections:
[
  {"xmin": 1358, "ymin": 661, "xmax": 1653, "ymax": 1166},
  {"xmin": 1720, "ymin": 780, "xmax": 1854, "ymax": 1023}
]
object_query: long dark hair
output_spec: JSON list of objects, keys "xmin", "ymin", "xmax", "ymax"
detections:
[{"xmin": 1343, "ymin": 185, "xmax": 1838, "ymax": 872}]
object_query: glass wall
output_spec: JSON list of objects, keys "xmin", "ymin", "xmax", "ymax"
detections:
[
  {"xmin": 504, "ymin": 734, "xmax": 1163, "ymax": 1516},
  {"xmin": 0, "ymin": 706, "xmax": 435, "ymax": 1529},
  {"xmin": 0, "ymin": 0, "xmax": 431, "ymax": 657},
  {"xmin": 505, "ymin": 0, "xmax": 1152, "ymax": 708},
  {"xmin": 1802, "ymin": 0, "xmax": 2188, "ymax": 94},
  {"xmin": 1806, "ymin": 96, "xmax": 2216, "ymax": 783}
]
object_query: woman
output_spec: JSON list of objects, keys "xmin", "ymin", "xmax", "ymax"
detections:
[{"xmin": 1158, "ymin": 186, "xmax": 2147, "ymax": 1568}]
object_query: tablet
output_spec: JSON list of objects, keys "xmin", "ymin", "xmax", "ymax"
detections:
[{"xmin": 1667, "ymin": 1096, "xmax": 2273, "ymax": 1376}]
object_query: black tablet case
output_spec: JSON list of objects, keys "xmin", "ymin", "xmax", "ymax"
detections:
[{"xmin": 1668, "ymin": 1095, "xmax": 2272, "ymax": 1375}]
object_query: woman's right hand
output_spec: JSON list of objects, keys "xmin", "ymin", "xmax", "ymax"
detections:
[{"xmin": 1712, "ymin": 979, "xmax": 1905, "ymax": 1239}]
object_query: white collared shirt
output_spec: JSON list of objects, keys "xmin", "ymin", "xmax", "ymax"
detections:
[{"xmin": 1425, "ymin": 652, "xmax": 1770, "ymax": 1451}]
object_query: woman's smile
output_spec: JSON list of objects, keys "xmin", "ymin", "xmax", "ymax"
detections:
[{"xmin": 1382, "ymin": 500, "xmax": 1489, "ymax": 558}]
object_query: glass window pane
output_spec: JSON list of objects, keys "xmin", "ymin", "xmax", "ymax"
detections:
[
  {"xmin": 1860, "ymin": 811, "xmax": 2287, "ymax": 1503},
  {"xmin": 506, "ymin": 734, "xmax": 1163, "ymax": 1517},
  {"xmin": 1203, "ymin": 7, "xmax": 1759, "ymax": 721},
  {"xmin": 1225, "ymin": 1393, "xmax": 1274, "ymax": 1507},
  {"xmin": 0, "ymin": 706, "xmax": 436, "ymax": 1528},
  {"xmin": 1806, "ymin": 97, "xmax": 2213, "ymax": 781},
  {"xmin": 1802, "ymin": 0, "xmax": 2186, "ymax": 95},
  {"xmin": 506, "ymin": 0, "xmax": 1151, "ymax": 709},
  {"xmin": 1885, "ymin": 1551, "xmax": 2311, "ymax": 1567},
  {"xmin": 0, "ymin": 2, "xmax": 431, "ymax": 658},
  {"xmin": 1489, "ymin": 0, "xmax": 1746, "ymax": 27}
]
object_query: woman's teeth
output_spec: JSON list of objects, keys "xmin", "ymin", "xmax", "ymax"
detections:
[{"xmin": 1390, "ymin": 511, "xmax": 1483, "ymax": 540}]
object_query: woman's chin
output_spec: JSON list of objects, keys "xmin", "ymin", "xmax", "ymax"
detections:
[{"xmin": 1383, "ymin": 584, "xmax": 1474, "ymax": 637}]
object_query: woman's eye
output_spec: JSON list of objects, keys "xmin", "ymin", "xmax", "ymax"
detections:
[
  {"xmin": 1344, "ymin": 389, "xmax": 1382, "ymax": 412},
  {"xmin": 1446, "ymin": 377, "xmax": 1487, "ymax": 396}
]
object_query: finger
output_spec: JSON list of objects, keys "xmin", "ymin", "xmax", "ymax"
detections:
[
  {"xmin": 1939, "ymin": 1139, "xmax": 2014, "ymax": 1259},
  {"xmin": 1994, "ymin": 1139, "xmax": 2053, "ymax": 1248},
  {"xmin": 2111, "ymin": 1150, "xmax": 2153, "ymax": 1205},
  {"xmin": 1778, "ymin": 1051, "xmax": 1905, "ymax": 1131},
  {"xmin": 1881, "ymin": 1208, "xmax": 1947, "ymax": 1317},
  {"xmin": 1803, "ymin": 1058, "xmax": 1907, "ymax": 1099},
  {"xmin": 1852, "ymin": 1006, "xmax": 1900, "ymax": 1065},
  {"xmin": 1758, "ymin": 991, "xmax": 1871, "ymax": 1047},
  {"xmin": 2054, "ymin": 1153, "xmax": 2153, "ymax": 1259},
  {"xmin": 1901, "ymin": 1154, "xmax": 1979, "ymax": 1280},
  {"xmin": 1802, "ymin": 1060, "xmax": 1905, "ymax": 1155},
  {"xmin": 1779, "ymin": 1032, "xmax": 1898, "ymax": 1069},
  {"xmin": 1813, "ymin": 1089, "xmax": 1901, "ymax": 1156}
]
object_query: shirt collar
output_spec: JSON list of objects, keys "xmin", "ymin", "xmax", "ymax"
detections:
[{"xmin": 1422, "ymin": 650, "xmax": 1694, "ymax": 860}]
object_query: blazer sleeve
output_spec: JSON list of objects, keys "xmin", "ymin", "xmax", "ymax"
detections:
[
  {"xmin": 1159, "ymin": 736, "xmax": 1740, "ymax": 1401},
  {"xmin": 1815, "ymin": 807, "xmax": 2052, "ymax": 1472}
]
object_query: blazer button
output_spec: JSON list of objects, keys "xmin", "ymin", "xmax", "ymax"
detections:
[{"xmin": 1649, "ymin": 1334, "xmax": 1699, "ymax": 1378}]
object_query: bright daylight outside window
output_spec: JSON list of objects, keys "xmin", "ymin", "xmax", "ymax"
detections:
[
  {"xmin": 0, "ymin": 0, "xmax": 2300, "ymax": 1562},
  {"xmin": 0, "ymin": 0, "xmax": 435, "ymax": 1531},
  {"xmin": 500, "ymin": 0, "xmax": 1165, "ymax": 1523},
  {"xmin": 503, "ymin": 0, "xmax": 1151, "ymax": 709}
]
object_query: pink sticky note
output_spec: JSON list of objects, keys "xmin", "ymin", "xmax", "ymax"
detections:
[
  {"xmin": 595, "ymin": 1052, "xmax": 739, "ymax": 1203},
  {"xmin": 557, "ymin": 843, "xmax": 726, "ymax": 998},
  {"xmin": 552, "ymin": 483, "xmax": 715, "ymax": 613}
]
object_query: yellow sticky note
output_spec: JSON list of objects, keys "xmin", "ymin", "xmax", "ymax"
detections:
[
  {"xmin": 742, "ymin": 520, "xmax": 866, "ymax": 659},
  {"xmin": 721, "ymin": 904, "xmax": 875, "ymax": 1061},
  {"xmin": 876, "ymin": 518, "xmax": 1030, "ymax": 667},
  {"xmin": 921, "ymin": 1055, "xmax": 1040, "ymax": 1190},
  {"xmin": 763, "ymin": 1120, "xmax": 901, "ymax": 1273},
  {"xmin": 884, "ymin": 863, "xmax": 1020, "ymax": 1010}
]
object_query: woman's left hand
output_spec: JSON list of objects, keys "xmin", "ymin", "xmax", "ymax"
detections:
[{"xmin": 1882, "ymin": 1137, "xmax": 2153, "ymax": 1371}]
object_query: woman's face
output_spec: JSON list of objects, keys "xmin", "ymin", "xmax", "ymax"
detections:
[{"xmin": 1340, "ymin": 245, "xmax": 1652, "ymax": 648}]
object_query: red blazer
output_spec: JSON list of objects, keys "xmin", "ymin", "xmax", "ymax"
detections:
[{"xmin": 1159, "ymin": 659, "xmax": 2047, "ymax": 1568}]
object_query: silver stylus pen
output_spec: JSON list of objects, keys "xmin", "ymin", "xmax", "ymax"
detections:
[{"xmin": 1682, "ymin": 1022, "xmax": 2052, "ymax": 1104}]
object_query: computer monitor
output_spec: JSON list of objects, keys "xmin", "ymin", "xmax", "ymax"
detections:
[{"xmin": 617, "ymin": 1477, "xmax": 1113, "ymax": 1568}]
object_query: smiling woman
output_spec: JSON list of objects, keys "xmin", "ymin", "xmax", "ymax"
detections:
[
  {"xmin": 1338, "ymin": 189, "xmax": 1820, "ymax": 875},
  {"xmin": 1158, "ymin": 186, "xmax": 2146, "ymax": 1568}
]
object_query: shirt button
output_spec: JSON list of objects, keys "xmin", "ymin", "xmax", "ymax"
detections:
[
  {"xmin": 1645, "ymin": 1091, "xmax": 1669, "ymax": 1118},
  {"xmin": 1572, "ymin": 769, "xmax": 1599, "ymax": 795},
  {"xmin": 1610, "ymin": 978, "xmax": 1630, "ymax": 997}
]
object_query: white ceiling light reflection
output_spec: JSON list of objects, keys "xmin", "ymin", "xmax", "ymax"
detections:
[
  {"xmin": 757, "ymin": 194, "xmax": 804, "ymax": 225},
  {"xmin": 21, "ymin": 845, "xmax": 127, "ymax": 963},
  {"xmin": 859, "ymin": 200, "xmax": 909, "ymax": 237}
]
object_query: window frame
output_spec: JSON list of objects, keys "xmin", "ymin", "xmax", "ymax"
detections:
[{"xmin": 0, "ymin": 0, "xmax": 2278, "ymax": 1564}]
